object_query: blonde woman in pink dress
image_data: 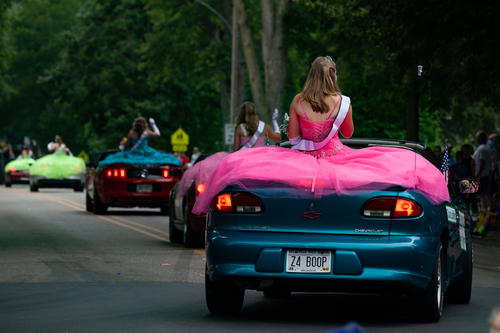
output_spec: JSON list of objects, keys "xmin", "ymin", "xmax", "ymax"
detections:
[
  {"xmin": 192, "ymin": 56, "xmax": 449, "ymax": 215},
  {"xmin": 233, "ymin": 102, "xmax": 281, "ymax": 151}
]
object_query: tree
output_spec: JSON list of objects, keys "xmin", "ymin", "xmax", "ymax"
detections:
[
  {"xmin": 233, "ymin": 0, "xmax": 288, "ymax": 121},
  {"xmin": 40, "ymin": 0, "xmax": 224, "ymax": 156}
]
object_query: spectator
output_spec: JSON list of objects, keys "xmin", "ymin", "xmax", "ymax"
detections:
[
  {"xmin": 450, "ymin": 151, "xmax": 470, "ymax": 181},
  {"xmin": 462, "ymin": 143, "xmax": 479, "ymax": 215},
  {"xmin": 191, "ymin": 147, "xmax": 201, "ymax": 164},
  {"xmin": 487, "ymin": 133, "xmax": 497, "ymax": 149},
  {"xmin": 473, "ymin": 192, "xmax": 500, "ymax": 238},
  {"xmin": 433, "ymin": 145, "xmax": 442, "ymax": 164},
  {"xmin": 473, "ymin": 130, "xmax": 491, "ymax": 210},
  {"xmin": 448, "ymin": 145, "xmax": 457, "ymax": 165},
  {"xmin": 180, "ymin": 152, "xmax": 190, "ymax": 169},
  {"xmin": 490, "ymin": 136, "xmax": 500, "ymax": 208}
]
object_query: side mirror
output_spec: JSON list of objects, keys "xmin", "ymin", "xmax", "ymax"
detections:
[
  {"xmin": 170, "ymin": 168, "xmax": 183, "ymax": 179},
  {"xmin": 458, "ymin": 179, "xmax": 480, "ymax": 194}
]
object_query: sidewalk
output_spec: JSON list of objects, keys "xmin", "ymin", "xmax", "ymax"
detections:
[{"xmin": 474, "ymin": 229, "xmax": 500, "ymax": 247}]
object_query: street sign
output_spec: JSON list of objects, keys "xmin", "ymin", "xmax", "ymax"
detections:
[
  {"xmin": 171, "ymin": 128, "xmax": 189, "ymax": 145},
  {"xmin": 172, "ymin": 145, "xmax": 187, "ymax": 152},
  {"xmin": 225, "ymin": 123, "xmax": 235, "ymax": 145},
  {"xmin": 77, "ymin": 150, "xmax": 89, "ymax": 163}
]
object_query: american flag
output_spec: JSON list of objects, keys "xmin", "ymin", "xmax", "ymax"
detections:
[{"xmin": 440, "ymin": 144, "xmax": 449, "ymax": 185}]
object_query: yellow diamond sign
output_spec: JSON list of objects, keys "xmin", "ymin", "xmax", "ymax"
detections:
[
  {"xmin": 171, "ymin": 128, "xmax": 189, "ymax": 145},
  {"xmin": 77, "ymin": 150, "xmax": 89, "ymax": 163}
]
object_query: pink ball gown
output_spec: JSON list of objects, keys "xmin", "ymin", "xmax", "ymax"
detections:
[{"xmin": 192, "ymin": 96, "xmax": 450, "ymax": 214}]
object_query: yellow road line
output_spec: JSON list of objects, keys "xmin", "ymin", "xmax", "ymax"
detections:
[{"xmin": 9, "ymin": 188, "xmax": 206, "ymax": 256}]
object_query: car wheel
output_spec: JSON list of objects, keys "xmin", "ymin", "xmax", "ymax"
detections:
[
  {"xmin": 445, "ymin": 240, "xmax": 473, "ymax": 304},
  {"xmin": 74, "ymin": 184, "xmax": 84, "ymax": 192},
  {"xmin": 85, "ymin": 188, "xmax": 93, "ymax": 212},
  {"xmin": 205, "ymin": 266, "xmax": 244, "ymax": 315},
  {"xmin": 183, "ymin": 205, "xmax": 203, "ymax": 247},
  {"xmin": 263, "ymin": 290, "xmax": 291, "ymax": 298},
  {"xmin": 30, "ymin": 181, "xmax": 38, "ymax": 192},
  {"xmin": 5, "ymin": 180, "xmax": 11, "ymax": 187},
  {"xmin": 169, "ymin": 208, "xmax": 183, "ymax": 244},
  {"xmin": 93, "ymin": 185, "xmax": 107, "ymax": 215},
  {"xmin": 414, "ymin": 241, "xmax": 444, "ymax": 323}
]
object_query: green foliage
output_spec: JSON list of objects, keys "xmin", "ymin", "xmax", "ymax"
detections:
[{"xmin": 0, "ymin": 0, "xmax": 82, "ymax": 145}]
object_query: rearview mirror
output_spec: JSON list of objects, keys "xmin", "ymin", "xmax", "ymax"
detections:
[{"xmin": 458, "ymin": 179, "xmax": 480, "ymax": 194}]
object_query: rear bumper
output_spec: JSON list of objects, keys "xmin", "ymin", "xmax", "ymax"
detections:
[
  {"xmin": 6, "ymin": 171, "xmax": 30, "ymax": 184},
  {"xmin": 31, "ymin": 174, "xmax": 84, "ymax": 188},
  {"xmin": 206, "ymin": 230, "xmax": 440, "ymax": 292},
  {"xmin": 99, "ymin": 179, "xmax": 177, "ymax": 208}
]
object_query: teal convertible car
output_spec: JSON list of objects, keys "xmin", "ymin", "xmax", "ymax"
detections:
[{"xmin": 204, "ymin": 139, "xmax": 477, "ymax": 322}]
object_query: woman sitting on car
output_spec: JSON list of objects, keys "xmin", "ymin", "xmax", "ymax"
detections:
[
  {"xmin": 192, "ymin": 55, "xmax": 450, "ymax": 214},
  {"xmin": 98, "ymin": 117, "xmax": 181, "ymax": 169}
]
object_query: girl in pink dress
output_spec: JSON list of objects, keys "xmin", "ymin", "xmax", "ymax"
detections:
[
  {"xmin": 192, "ymin": 56, "xmax": 449, "ymax": 214},
  {"xmin": 233, "ymin": 102, "xmax": 281, "ymax": 151}
]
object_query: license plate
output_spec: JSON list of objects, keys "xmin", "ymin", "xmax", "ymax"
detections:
[
  {"xmin": 286, "ymin": 250, "xmax": 331, "ymax": 273},
  {"xmin": 136, "ymin": 184, "xmax": 152, "ymax": 193}
]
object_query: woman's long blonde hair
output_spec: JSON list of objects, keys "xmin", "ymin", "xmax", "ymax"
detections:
[
  {"xmin": 235, "ymin": 102, "xmax": 259, "ymax": 135},
  {"xmin": 301, "ymin": 56, "xmax": 341, "ymax": 114}
]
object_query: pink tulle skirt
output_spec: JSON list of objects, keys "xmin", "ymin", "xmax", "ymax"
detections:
[
  {"xmin": 192, "ymin": 146, "xmax": 450, "ymax": 214},
  {"xmin": 176, "ymin": 152, "xmax": 230, "ymax": 199}
]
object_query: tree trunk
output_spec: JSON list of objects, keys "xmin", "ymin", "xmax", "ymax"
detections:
[
  {"xmin": 232, "ymin": 0, "xmax": 268, "ymax": 117},
  {"xmin": 261, "ymin": 0, "xmax": 288, "ymax": 121},
  {"xmin": 405, "ymin": 68, "xmax": 420, "ymax": 142}
]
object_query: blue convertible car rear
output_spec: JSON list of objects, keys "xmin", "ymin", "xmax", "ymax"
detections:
[{"xmin": 204, "ymin": 139, "xmax": 474, "ymax": 322}]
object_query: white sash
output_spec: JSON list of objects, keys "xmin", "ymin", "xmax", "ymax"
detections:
[
  {"xmin": 240, "ymin": 120, "xmax": 265, "ymax": 150},
  {"xmin": 291, "ymin": 95, "xmax": 351, "ymax": 151},
  {"xmin": 131, "ymin": 131, "xmax": 147, "ymax": 150}
]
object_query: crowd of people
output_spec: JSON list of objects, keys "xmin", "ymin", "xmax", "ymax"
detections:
[{"xmin": 439, "ymin": 131, "xmax": 500, "ymax": 238}]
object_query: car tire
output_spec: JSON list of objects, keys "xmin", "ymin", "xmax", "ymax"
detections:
[
  {"xmin": 445, "ymin": 240, "xmax": 473, "ymax": 304},
  {"xmin": 169, "ymin": 210, "xmax": 183, "ymax": 244},
  {"xmin": 183, "ymin": 205, "xmax": 203, "ymax": 248},
  {"xmin": 30, "ymin": 181, "xmax": 38, "ymax": 192},
  {"xmin": 414, "ymin": 241, "xmax": 444, "ymax": 323},
  {"xmin": 93, "ymin": 185, "xmax": 107, "ymax": 215},
  {"xmin": 205, "ymin": 267, "xmax": 244, "ymax": 315},
  {"xmin": 263, "ymin": 290, "xmax": 291, "ymax": 299},
  {"xmin": 5, "ymin": 180, "xmax": 11, "ymax": 187},
  {"xmin": 85, "ymin": 188, "xmax": 93, "ymax": 212},
  {"xmin": 74, "ymin": 184, "xmax": 84, "ymax": 192}
]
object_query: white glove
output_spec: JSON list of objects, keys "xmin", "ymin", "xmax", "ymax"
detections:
[
  {"xmin": 272, "ymin": 109, "xmax": 280, "ymax": 133},
  {"xmin": 47, "ymin": 142, "xmax": 54, "ymax": 150},
  {"xmin": 149, "ymin": 118, "xmax": 160, "ymax": 136}
]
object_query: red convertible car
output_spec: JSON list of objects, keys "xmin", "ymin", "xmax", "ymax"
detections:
[
  {"xmin": 169, "ymin": 152, "xmax": 229, "ymax": 247},
  {"xmin": 86, "ymin": 149, "xmax": 183, "ymax": 214}
]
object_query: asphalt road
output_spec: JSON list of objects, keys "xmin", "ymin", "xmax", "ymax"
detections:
[{"xmin": 1, "ymin": 185, "xmax": 499, "ymax": 333}]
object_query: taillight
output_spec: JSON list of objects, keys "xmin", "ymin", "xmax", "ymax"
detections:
[
  {"xmin": 197, "ymin": 183, "xmax": 205, "ymax": 194},
  {"xmin": 162, "ymin": 169, "xmax": 169, "ymax": 178},
  {"xmin": 361, "ymin": 197, "xmax": 422, "ymax": 218},
  {"xmin": 106, "ymin": 168, "xmax": 127, "ymax": 179},
  {"xmin": 211, "ymin": 193, "xmax": 264, "ymax": 213},
  {"xmin": 9, "ymin": 166, "xmax": 16, "ymax": 172},
  {"xmin": 394, "ymin": 199, "xmax": 422, "ymax": 218},
  {"xmin": 212, "ymin": 193, "xmax": 233, "ymax": 212},
  {"xmin": 233, "ymin": 193, "xmax": 263, "ymax": 213}
]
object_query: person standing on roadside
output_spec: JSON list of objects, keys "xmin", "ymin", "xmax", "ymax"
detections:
[
  {"xmin": 489, "ymin": 136, "xmax": 500, "ymax": 207},
  {"xmin": 473, "ymin": 130, "xmax": 491, "ymax": 210},
  {"xmin": 462, "ymin": 143, "xmax": 479, "ymax": 215}
]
